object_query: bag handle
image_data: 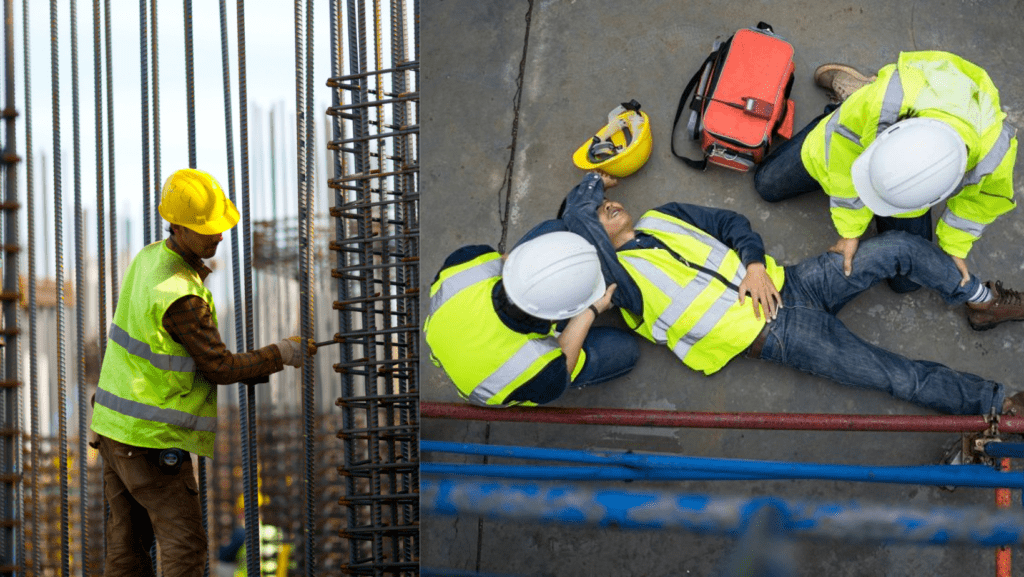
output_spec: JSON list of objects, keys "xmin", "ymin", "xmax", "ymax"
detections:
[{"xmin": 670, "ymin": 49, "xmax": 719, "ymax": 170}]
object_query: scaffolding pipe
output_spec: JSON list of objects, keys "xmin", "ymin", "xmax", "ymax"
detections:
[
  {"xmin": 422, "ymin": 441, "xmax": 1024, "ymax": 489},
  {"xmin": 421, "ymin": 402, "xmax": 1024, "ymax": 434},
  {"xmin": 422, "ymin": 478, "xmax": 1024, "ymax": 547}
]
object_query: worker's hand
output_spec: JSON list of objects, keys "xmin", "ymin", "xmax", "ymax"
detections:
[
  {"xmin": 738, "ymin": 263, "xmax": 781, "ymax": 321},
  {"xmin": 277, "ymin": 336, "xmax": 317, "ymax": 368},
  {"xmin": 828, "ymin": 236, "xmax": 860, "ymax": 277},
  {"xmin": 592, "ymin": 283, "xmax": 617, "ymax": 315},
  {"xmin": 949, "ymin": 254, "xmax": 971, "ymax": 287},
  {"xmin": 592, "ymin": 170, "xmax": 619, "ymax": 190}
]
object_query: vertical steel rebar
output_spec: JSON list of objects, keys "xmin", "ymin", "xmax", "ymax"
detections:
[
  {"xmin": 151, "ymin": 0, "xmax": 160, "ymax": 221},
  {"xmin": 140, "ymin": 0, "xmax": 151, "ymax": 246},
  {"xmin": 2, "ymin": 0, "xmax": 21, "ymax": 571},
  {"xmin": 235, "ymin": 3, "xmax": 260, "ymax": 576},
  {"xmin": 105, "ymin": 0, "xmax": 118, "ymax": 308},
  {"xmin": 22, "ymin": 2, "xmax": 40, "ymax": 573},
  {"xmin": 69, "ymin": 0, "xmax": 91, "ymax": 572},
  {"xmin": 49, "ymin": 0, "xmax": 72, "ymax": 573}
]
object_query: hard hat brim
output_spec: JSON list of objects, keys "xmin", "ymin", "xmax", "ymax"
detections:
[{"xmin": 168, "ymin": 197, "xmax": 241, "ymax": 235}]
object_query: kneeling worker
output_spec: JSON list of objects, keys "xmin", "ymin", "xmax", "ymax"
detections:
[
  {"xmin": 425, "ymin": 231, "xmax": 639, "ymax": 406},
  {"xmin": 90, "ymin": 168, "xmax": 316, "ymax": 577}
]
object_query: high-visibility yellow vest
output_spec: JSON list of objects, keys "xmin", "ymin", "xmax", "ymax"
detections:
[
  {"xmin": 90, "ymin": 240, "xmax": 219, "ymax": 458},
  {"xmin": 618, "ymin": 211, "xmax": 785, "ymax": 374},
  {"xmin": 424, "ymin": 251, "xmax": 585, "ymax": 406},
  {"xmin": 802, "ymin": 50, "xmax": 1017, "ymax": 258}
]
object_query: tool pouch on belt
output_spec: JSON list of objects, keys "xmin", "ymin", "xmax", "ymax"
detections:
[{"xmin": 671, "ymin": 22, "xmax": 796, "ymax": 172}]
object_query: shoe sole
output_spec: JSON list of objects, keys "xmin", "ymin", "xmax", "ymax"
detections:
[{"xmin": 969, "ymin": 317, "xmax": 1024, "ymax": 331}]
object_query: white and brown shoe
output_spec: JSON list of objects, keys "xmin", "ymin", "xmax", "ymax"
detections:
[
  {"xmin": 967, "ymin": 281, "xmax": 1024, "ymax": 331},
  {"xmin": 813, "ymin": 63, "xmax": 877, "ymax": 103}
]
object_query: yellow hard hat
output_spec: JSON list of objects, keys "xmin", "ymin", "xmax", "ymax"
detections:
[
  {"xmin": 158, "ymin": 168, "xmax": 240, "ymax": 235},
  {"xmin": 572, "ymin": 100, "xmax": 652, "ymax": 178}
]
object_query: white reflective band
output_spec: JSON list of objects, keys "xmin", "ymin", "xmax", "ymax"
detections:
[
  {"xmin": 671, "ymin": 288, "xmax": 737, "ymax": 362},
  {"xmin": 110, "ymin": 324, "xmax": 196, "ymax": 373},
  {"xmin": 830, "ymin": 195, "xmax": 865, "ymax": 211},
  {"xmin": 95, "ymin": 387, "xmax": 217, "ymax": 432},
  {"xmin": 962, "ymin": 121, "xmax": 1016, "ymax": 188},
  {"xmin": 469, "ymin": 337, "xmax": 560, "ymax": 405},
  {"xmin": 941, "ymin": 209, "xmax": 987, "ymax": 238},
  {"xmin": 835, "ymin": 123, "xmax": 862, "ymax": 146},
  {"xmin": 430, "ymin": 258, "xmax": 503, "ymax": 314},
  {"xmin": 823, "ymin": 112, "xmax": 842, "ymax": 166},
  {"xmin": 635, "ymin": 216, "xmax": 731, "ymax": 272},
  {"xmin": 877, "ymin": 69, "xmax": 904, "ymax": 133},
  {"xmin": 623, "ymin": 255, "xmax": 711, "ymax": 344}
]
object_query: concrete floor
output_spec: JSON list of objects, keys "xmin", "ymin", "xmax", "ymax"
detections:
[{"xmin": 420, "ymin": 1, "xmax": 1024, "ymax": 575}]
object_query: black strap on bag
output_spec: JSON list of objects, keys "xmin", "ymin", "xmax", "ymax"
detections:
[{"xmin": 670, "ymin": 40, "xmax": 729, "ymax": 170}]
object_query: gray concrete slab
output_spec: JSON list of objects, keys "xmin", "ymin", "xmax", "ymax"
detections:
[{"xmin": 421, "ymin": 1, "xmax": 1024, "ymax": 575}]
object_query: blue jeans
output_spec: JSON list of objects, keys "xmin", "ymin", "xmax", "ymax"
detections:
[
  {"xmin": 751, "ymin": 231, "xmax": 1004, "ymax": 415},
  {"xmin": 754, "ymin": 104, "xmax": 930, "ymax": 293},
  {"xmin": 573, "ymin": 326, "xmax": 640, "ymax": 388}
]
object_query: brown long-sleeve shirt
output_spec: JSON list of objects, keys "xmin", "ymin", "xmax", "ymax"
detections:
[{"xmin": 162, "ymin": 236, "xmax": 283, "ymax": 384}]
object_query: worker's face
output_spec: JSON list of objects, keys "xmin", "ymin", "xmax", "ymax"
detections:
[
  {"xmin": 597, "ymin": 199, "xmax": 632, "ymax": 245},
  {"xmin": 177, "ymin": 226, "xmax": 223, "ymax": 259}
]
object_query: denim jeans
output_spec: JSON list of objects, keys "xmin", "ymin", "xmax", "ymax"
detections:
[
  {"xmin": 754, "ymin": 104, "xmax": 932, "ymax": 293},
  {"xmin": 573, "ymin": 326, "xmax": 640, "ymax": 388},
  {"xmin": 751, "ymin": 231, "xmax": 1004, "ymax": 415}
]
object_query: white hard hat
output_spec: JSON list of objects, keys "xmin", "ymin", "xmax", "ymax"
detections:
[
  {"xmin": 851, "ymin": 117, "xmax": 967, "ymax": 217},
  {"xmin": 503, "ymin": 231, "xmax": 606, "ymax": 320}
]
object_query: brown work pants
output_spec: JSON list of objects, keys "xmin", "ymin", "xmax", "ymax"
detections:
[{"xmin": 97, "ymin": 435, "xmax": 207, "ymax": 577}]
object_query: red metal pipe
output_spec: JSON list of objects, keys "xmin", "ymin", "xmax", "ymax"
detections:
[
  {"xmin": 421, "ymin": 402, "xmax": 1024, "ymax": 434},
  {"xmin": 996, "ymin": 458, "xmax": 1012, "ymax": 577}
]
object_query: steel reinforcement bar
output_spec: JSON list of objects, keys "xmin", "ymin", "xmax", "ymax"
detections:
[{"xmin": 328, "ymin": 0, "xmax": 419, "ymax": 574}]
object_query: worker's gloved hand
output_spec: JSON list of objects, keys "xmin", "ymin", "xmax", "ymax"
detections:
[{"xmin": 277, "ymin": 336, "xmax": 318, "ymax": 368}]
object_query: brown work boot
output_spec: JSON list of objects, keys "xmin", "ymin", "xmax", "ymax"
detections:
[
  {"xmin": 813, "ymin": 63, "xmax": 877, "ymax": 103},
  {"xmin": 967, "ymin": 281, "xmax": 1024, "ymax": 331}
]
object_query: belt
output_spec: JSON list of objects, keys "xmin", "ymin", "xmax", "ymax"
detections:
[{"xmin": 745, "ymin": 323, "xmax": 770, "ymax": 360}]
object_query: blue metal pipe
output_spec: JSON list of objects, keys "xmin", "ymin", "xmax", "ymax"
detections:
[
  {"xmin": 422, "ymin": 478, "xmax": 1024, "ymax": 547},
  {"xmin": 983, "ymin": 442, "xmax": 1024, "ymax": 459},
  {"xmin": 422, "ymin": 441, "xmax": 1024, "ymax": 489}
]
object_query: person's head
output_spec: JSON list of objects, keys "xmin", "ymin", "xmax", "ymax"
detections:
[
  {"xmin": 597, "ymin": 199, "xmax": 635, "ymax": 248},
  {"xmin": 851, "ymin": 117, "xmax": 967, "ymax": 216},
  {"xmin": 159, "ymin": 168, "xmax": 239, "ymax": 258},
  {"xmin": 502, "ymin": 231, "xmax": 605, "ymax": 321}
]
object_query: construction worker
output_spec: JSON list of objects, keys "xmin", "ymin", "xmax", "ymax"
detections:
[
  {"xmin": 754, "ymin": 51, "xmax": 1017, "ymax": 298},
  {"xmin": 89, "ymin": 168, "xmax": 316, "ymax": 577},
  {"xmin": 425, "ymin": 230, "xmax": 639, "ymax": 406},
  {"xmin": 562, "ymin": 171, "xmax": 1024, "ymax": 416}
]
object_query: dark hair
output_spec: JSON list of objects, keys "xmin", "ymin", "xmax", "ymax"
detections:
[{"xmin": 167, "ymin": 224, "xmax": 175, "ymax": 236}]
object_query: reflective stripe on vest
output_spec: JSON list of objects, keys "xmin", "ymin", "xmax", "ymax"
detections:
[
  {"xmin": 877, "ymin": 68, "xmax": 904, "ymax": 133},
  {"xmin": 109, "ymin": 324, "xmax": 196, "ymax": 373},
  {"xmin": 962, "ymin": 121, "xmax": 1016, "ymax": 188},
  {"xmin": 829, "ymin": 195, "xmax": 865, "ymax": 211},
  {"xmin": 468, "ymin": 338, "xmax": 560, "ymax": 405},
  {"xmin": 429, "ymin": 258, "xmax": 502, "ymax": 315},
  {"xmin": 95, "ymin": 387, "xmax": 217, "ymax": 432}
]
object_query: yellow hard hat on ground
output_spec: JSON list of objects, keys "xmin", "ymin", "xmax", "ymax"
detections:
[
  {"xmin": 159, "ymin": 168, "xmax": 240, "ymax": 235},
  {"xmin": 572, "ymin": 99, "xmax": 652, "ymax": 177}
]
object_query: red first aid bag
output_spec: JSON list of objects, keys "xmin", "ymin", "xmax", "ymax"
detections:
[{"xmin": 671, "ymin": 22, "xmax": 796, "ymax": 171}]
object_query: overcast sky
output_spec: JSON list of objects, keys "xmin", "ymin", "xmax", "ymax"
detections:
[{"xmin": 15, "ymin": 0, "xmax": 337, "ymax": 279}]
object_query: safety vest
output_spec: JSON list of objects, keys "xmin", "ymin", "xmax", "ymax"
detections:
[
  {"xmin": 618, "ymin": 211, "xmax": 786, "ymax": 375},
  {"xmin": 90, "ymin": 240, "xmax": 219, "ymax": 458},
  {"xmin": 424, "ymin": 251, "xmax": 585, "ymax": 407},
  {"xmin": 802, "ymin": 50, "xmax": 1018, "ymax": 258}
]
